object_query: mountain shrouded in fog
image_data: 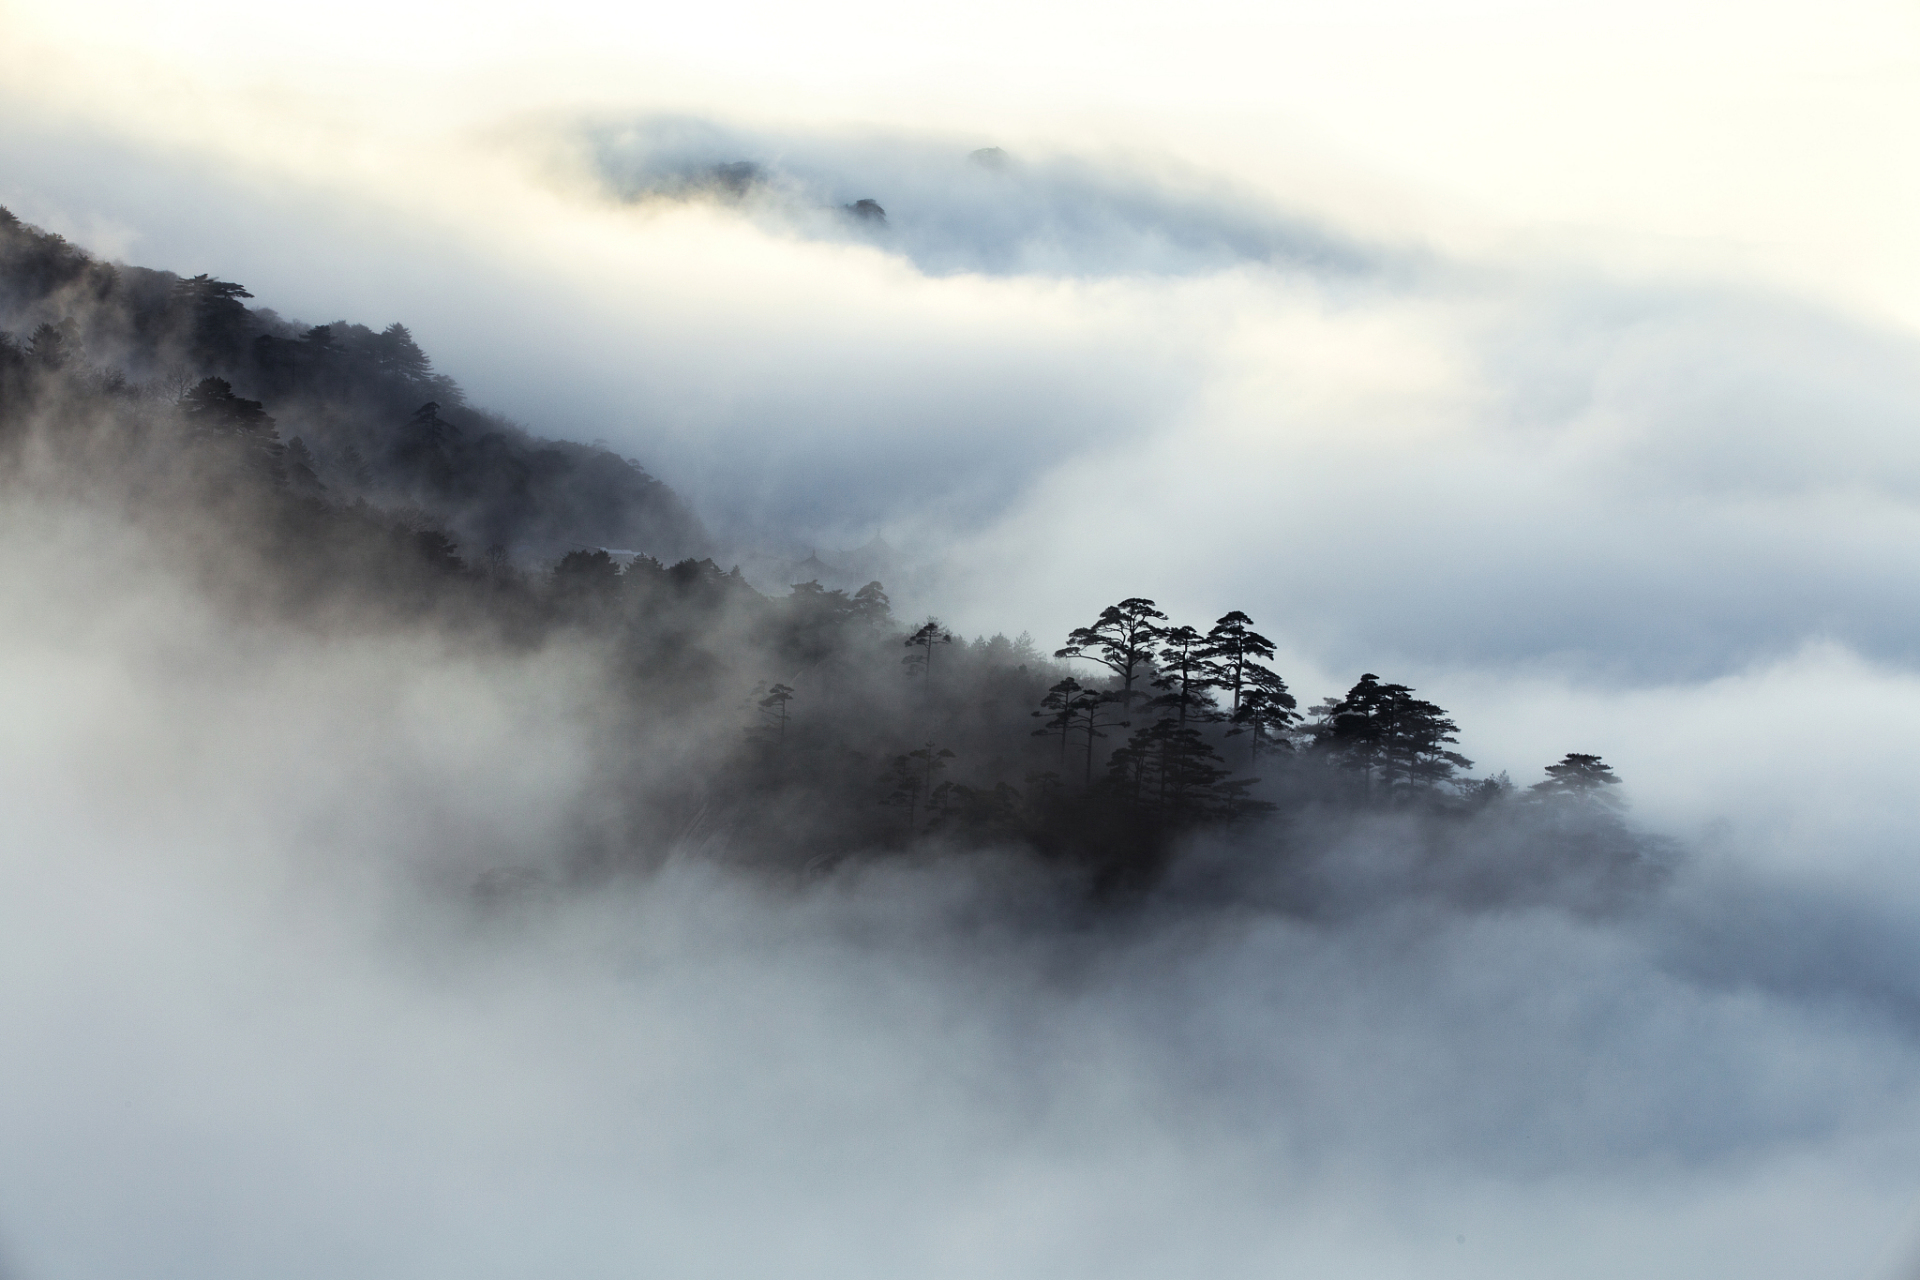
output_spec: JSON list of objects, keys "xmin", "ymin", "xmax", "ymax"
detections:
[
  {"xmin": 585, "ymin": 118, "xmax": 1376, "ymax": 279},
  {"xmin": 0, "ymin": 206, "xmax": 706, "ymax": 566},
  {"xmin": 7, "ymin": 23, "xmax": 1920, "ymax": 1265},
  {"xmin": 0, "ymin": 204, "xmax": 1664, "ymax": 896}
]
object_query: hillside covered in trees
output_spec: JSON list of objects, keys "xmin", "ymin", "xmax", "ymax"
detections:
[
  {"xmin": 0, "ymin": 207, "xmax": 1663, "ymax": 910},
  {"xmin": 0, "ymin": 207, "xmax": 705, "ymax": 564}
]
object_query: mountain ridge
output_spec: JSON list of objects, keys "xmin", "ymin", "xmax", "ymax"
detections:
[{"xmin": 0, "ymin": 205, "xmax": 707, "ymax": 566}]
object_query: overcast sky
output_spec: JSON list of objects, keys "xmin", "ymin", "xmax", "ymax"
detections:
[{"xmin": 5, "ymin": 1, "xmax": 1920, "ymax": 1275}]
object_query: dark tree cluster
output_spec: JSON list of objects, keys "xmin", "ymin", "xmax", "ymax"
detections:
[{"xmin": 0, "ymin": 206, "xmax": 1665, "ymax": 912}]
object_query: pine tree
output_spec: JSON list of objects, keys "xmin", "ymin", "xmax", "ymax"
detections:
[
  {"xmin": 371, "ymin": 322, "xmax": 433, "ymax": 381},
  {"xmin": 1311, "ymin": 673, "xmax": 1393, "ymax": 801},
  {"xmin": 1202, "ymin": 611, "xmax": 1296, "ymax": 764},
  {"xmin": 392, "ymin": 401, "xmax": 460, "ymax": 492},
  {"xmin": 1227, "ymin": 684, "xmax": 1297, "ymax": 765},
  {"xmin": 853, "ymin": 581, "xmax": 891, "ymax": 626},
  {"xmin": 758, "ymin": 683, "xmax": 795, "ymax": 741},
  {"xmin": 1032, "ymin": 678, "xmax": 1081, "ymax": 769},
  {"xmin": 173, "ymin": 275, "xmax": 253, "ymax": 367},
  {"xmin": 297, "ymin": 325, "xmax": 342, "ymax": 392},
  {"xmin": 1114, "ymin": 719, "xmax": 1230, "ymax": 817},
  {"xmin": 179, "ymin": 377, "xmax": 273, "ymax": 435},
  {"xmin": 1378, "ymin": 692, "xmax": 1471, "ymax": 798},
  {"xmin": 178, "ymin": 377, "xmax": 283, "ymax": 484},
  {"xmin": 1067, "ymin": 685, "xmax": 1129, "ymax": 787},
  {"xmin": 1531, "ymin": 753, "xmax": 1623, "ymax": 807},
  {"xmin": 1144, "ymin": 624, "xmax": 1221, "ymax": 729},
  {"xmin": 1034, "ymin": 678, "xmax": 1129, "ymax": 785},
  {"xmin": 26, "ymin": 321, "xmax": 71, "ymax": 370},
  {"xmin": 1202, "ymin": 611, "xmax": 1276, "ymax": 715},
  {"xmin": 1056, "ymin": 598, "xmax": 1165, "ymax": 712},
  {"xmin": 1312, "ymin": 674, "xmax": 1472, "ymax": 804},
  {"xmin": 903, "ymin": 619, "xmax": 954, "ymax": 689},
  {"xmin": 552, "ymin": 549, "xmax": 621, "ymax": 597}
]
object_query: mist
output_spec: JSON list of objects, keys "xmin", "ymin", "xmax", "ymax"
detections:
[
  {"xmin": 3, "ymin": 373, "xmax": 1920, "ymax": 1276},
  {"xmin": 11, "ymin": 101, "xmax": 1920, "ymax": 683},
  {"xmin": 8, "ymin": 0, "xmax": 1920, "ymax": 1273},
  {"xmin": 6, "ymin": 497, "xmax": 1920, "ymax": 1280}
]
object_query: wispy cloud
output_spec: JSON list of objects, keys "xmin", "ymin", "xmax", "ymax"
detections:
[{"xmin": 584, "ymin": 116, "xmax": 1379, "ymax": 280}]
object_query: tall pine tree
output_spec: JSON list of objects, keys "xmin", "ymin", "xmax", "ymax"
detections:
[{"xmin": 1056, "ymin": 598, "xmax": 1165, "ymax": 712}]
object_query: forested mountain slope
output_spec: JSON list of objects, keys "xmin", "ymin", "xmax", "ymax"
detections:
[
  {"xmin": 0, "ymin": 206, "xmax": 705, "ymax": 564},
  {"xmin": 0, "ymin": 207, "xmax": 1660, "ymax": 908}
]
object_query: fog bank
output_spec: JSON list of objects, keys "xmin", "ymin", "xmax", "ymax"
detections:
[
  {"xmin": 4, "ymin": 499, "xmax": 1920, "ymax": 1278},
  {"xmin": 6, "ymin": 1, "xmax": 1920, "ymax": 1269}
]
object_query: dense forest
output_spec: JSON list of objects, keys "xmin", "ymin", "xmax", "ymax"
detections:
[{"xmin": 0, "ymin": 206, "xmax": 1663, "ymax": 909}]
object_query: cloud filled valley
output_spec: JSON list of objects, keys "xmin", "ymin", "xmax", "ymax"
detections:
[
  {"xmin": 6, "ymin": 7, "xmax": 1920, "ymax": 1271},
  {"xmin": 6, "ymin": 503, "xmax": 1920, "ymax": 1280}
]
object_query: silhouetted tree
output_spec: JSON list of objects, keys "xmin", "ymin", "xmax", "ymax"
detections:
[
  {"xmin": 1532, "ymin": 754, "xmax": 1623, "ymax": 807},
  {"xmin": 1379, "ymin": 691, "xmax": 1471, "ymax": 799},
  {"xmin": 26, "ymin": 321, "xmax": 71, "ymax": 370},
  {"xmin": 0, "ymin": 332, "xmax": 24, "ymax": 403},
  {"xmin": 178, "ymin": 377, "xmax": 284, "ymax": 483},
  {"xmin": 1313, "ymin": 674, "xmax": 1471, "ymax": 804},
  {"xmin": 1114, "ymin": 719, "xmax": 1231, "ymax": 817},
  {"xmin": 1056, "ymin": 598, "xmax": 1165, "ymax": 711},
  {"xmin": 1312, "ymin": 673, "xmax": 1393, "ymax": 800},
  {"xmin": 1106, "ymin": 737, "xmax": 1147, "ymax": 805},
  {"xmin": 180, "ymin": 377, "xmax": 273, "ymax": 434},
  {"xmin": 759, "ymin": 683, "xmax": 795, "ymax": 741},
  {"xmin": 370, "ymin": 322, "xmax": 432, "ymax": 381},
  {"xmin": 1203, "ymin": 611, "xmax": 1277, "ymax": 715},
  {"xmin": 1032, "ymin": 677, "xmax": 1081, "ymax": 769},
  {"xmin": 1213, "ymin": 776, "xmax": 1274, "ymax": 821},
  {"xmin": 1066, "ymin": 685, "xmax": 1129, "ymax": 786},
  {"xmin": 1145, "ymin": 624, "xmax": 1221, "ymax": 729},
  {"xmin": 853, "ymin": 581, "xmax": 891, "ymax": 626},
  {"xmin": 903, "ymin": 619, "xmax": 954, "ymax": 689},
  {"xmin": 298, "ymin": 324, "xmax": 344, "ymax": 393},
  {"xmin": 1227, "ymin": 684, "xmax": 1297, "ymax": 765},
  {"xmin": 174, "ymin": 275, "xmax": 253, "ymax": 366},
  {"xmin": 392, "ymin": 401, "xmax": 459, "ymax": 491},
  {"xmin": 931, "ymin": 780, "xmax": 1023, "ymax": 839},
  {"xmin": 1031, "ymin": 678, "xmax": 1126, "ymax": 784},
  {"xmin": 780, "ymin": 580, "xmax": 880, "ymax": 668},
  {"xmin": 1458, "ymin": 771, "xmax": 1514, "ymax": 809},
  {"xmin": 552, "ymin": 549, "xmax": 622, "ymax": 602}
]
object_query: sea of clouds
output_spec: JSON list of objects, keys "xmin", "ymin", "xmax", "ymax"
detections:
[
  {"xmin": 4, "ymin": 503, "xmax": 1920, "ymax": 1278},
  {"xmin": 5, "ymin": 35, "xmax": 1920, "ymax": 1274}
]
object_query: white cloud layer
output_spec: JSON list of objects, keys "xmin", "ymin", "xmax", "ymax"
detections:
[
  {"xmin": 5, "ymin": 509, "xmax": 1920, "ymax": 1279},
  {"xmin": 6, "ymin": 0, "xmax": 1920, "ymax": 1272}
]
